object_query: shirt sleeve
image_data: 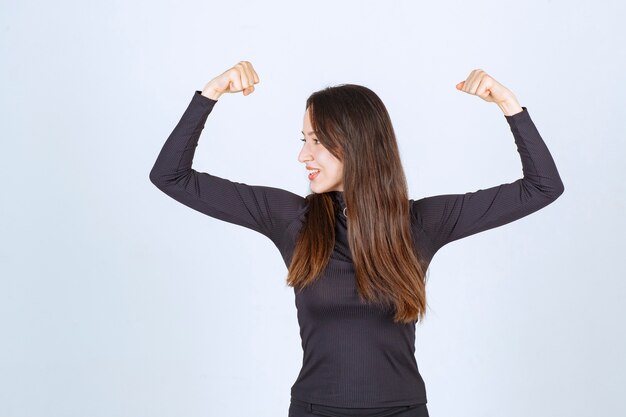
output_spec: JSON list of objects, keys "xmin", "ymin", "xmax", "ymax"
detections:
[
  {"xmin": 149, "ymin": 90, "xmax": 306, "ymax": 248},
  {"xmin": 410, "ymin": 106, "xmax": 565, "ymax": 255}
]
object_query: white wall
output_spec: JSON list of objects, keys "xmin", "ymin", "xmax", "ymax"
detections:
[{"xmin": 1, "ymin": 0, "xmax": 624, "ymax": 416}]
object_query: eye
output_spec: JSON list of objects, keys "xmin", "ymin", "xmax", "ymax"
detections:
[{"xmin": 300, "ymin": 138, "xmax": 321, "ymax": 145}]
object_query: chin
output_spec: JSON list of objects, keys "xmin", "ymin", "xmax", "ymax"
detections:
[{"xmin": 310, "ymin": 183, "xmax": 328, "ymax": 194}]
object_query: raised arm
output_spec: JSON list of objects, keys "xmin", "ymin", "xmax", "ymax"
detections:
[
  {"xmin": 149, "ymin": 62, "xmax": 306, "ymax": 249},
  {"xmin": 410, "ymin": 70, "xmax": 565, "ymax": 254}
]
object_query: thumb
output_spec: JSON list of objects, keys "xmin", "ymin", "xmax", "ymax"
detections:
[{"xmin": 456, "ymin": 81, "xmax": 464, "ymax": 90}]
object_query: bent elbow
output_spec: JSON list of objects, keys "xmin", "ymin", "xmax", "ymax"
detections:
[
  {"xmin": 549, "ymin": 178, "xmax": 565, "ymax": 200},
  {"xmin": 149, "ymin": 166, "xmax": 164, "ymax": 189},
  {"xmin": 554, "ymin": 181, "xmax": 565, "ymax": 199}
]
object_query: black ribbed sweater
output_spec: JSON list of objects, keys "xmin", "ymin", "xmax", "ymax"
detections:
[{"xmin": 149, "ymin": 90, "xmax": 564, "ymax": 408}]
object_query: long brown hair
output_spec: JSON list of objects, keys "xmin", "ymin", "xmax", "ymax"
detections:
[{"xmin": 286, "ymin": 84, "xmax": 429, "ymax": 324}]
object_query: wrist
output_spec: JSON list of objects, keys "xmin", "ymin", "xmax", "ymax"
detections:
[
  {"xmin": 201, "ymin": 85, "xmax": 222, "ymax": 101},
  {"xmin": 497, "ymin": 97, "xmax": 523, "ymax": 116}
]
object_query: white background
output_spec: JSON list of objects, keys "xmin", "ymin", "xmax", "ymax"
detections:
[{"xmin": 1, "ymin": 0, "xmax": 624, "ymax": 416}]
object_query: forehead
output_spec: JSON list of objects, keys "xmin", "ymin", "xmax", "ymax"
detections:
[{"xmin": 302, "ymin": 108, "xmax": 314, "ymax": 133}]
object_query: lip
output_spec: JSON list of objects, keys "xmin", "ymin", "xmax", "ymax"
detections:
[{"xmin": 305, "ymin": 166, "xmax": 321, "ymax": 170}]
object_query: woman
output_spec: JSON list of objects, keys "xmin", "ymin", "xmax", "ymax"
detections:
[{"xmin": 149, "ymin": 61, "xmax": 564, "ymax": 417}]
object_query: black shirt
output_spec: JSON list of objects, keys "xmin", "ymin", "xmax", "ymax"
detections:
[{"xmin": 149, "ymin": 90, "xmax": 564, "ymax": 408}]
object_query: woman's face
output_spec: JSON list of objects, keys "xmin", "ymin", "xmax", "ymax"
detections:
[{"xmin": 298, "ymin": 107, "xmax": 344, "ymax": 193}]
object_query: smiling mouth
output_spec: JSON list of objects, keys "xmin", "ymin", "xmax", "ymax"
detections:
[{"xmin": 307, "ymin": 170, "xmax": 320, "ymax": 180}]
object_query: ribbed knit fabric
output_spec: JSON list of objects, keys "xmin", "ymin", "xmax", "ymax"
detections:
[{"xmin": 149, "ymin": 90, "xmax": 565, "ymax": 408}]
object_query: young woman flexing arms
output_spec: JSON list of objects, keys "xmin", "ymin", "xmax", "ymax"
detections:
[{"xmin": 150, "ymin": 61, "xmax": 564, "ymax": 417}]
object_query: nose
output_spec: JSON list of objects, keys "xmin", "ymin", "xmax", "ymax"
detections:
[{"xmin": 298, "ymin": 141, "xmax": 312, "ymax": 163}]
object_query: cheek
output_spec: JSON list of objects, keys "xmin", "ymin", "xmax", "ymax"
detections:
[
  {"xmin": 333, "ymin": 160, "xmax": 344, "ymax": 175},
  {"xmin": 318, "ymin": 150, "xmax": 342, "ymax": 175}
]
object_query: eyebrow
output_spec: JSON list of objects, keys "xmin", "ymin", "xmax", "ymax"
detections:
[{"xmin": 301, "ymin": 130, "xmax": 317, "ymax": 136}]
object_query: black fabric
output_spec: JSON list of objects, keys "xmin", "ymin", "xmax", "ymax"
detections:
[
  {"xmin": 149, "ymin": 90, "xmax": 564, "ymax": 408},
  {"xmin": 288, "ymin": 398, "xmax": 429, "ymax": 417}
]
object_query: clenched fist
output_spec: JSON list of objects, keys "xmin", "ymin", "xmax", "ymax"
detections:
[
  {"xmin": 455, "ymin": 69, "xmax": 523, "ymax": 116},
  {"xmin": 202, "ymin": 61, "xmax": 260, "ymax": 100}
]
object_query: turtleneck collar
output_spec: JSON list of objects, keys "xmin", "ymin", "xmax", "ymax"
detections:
[{"xmin": 330, "ymin": 191, "xmax": 346, "ymax": 211}]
